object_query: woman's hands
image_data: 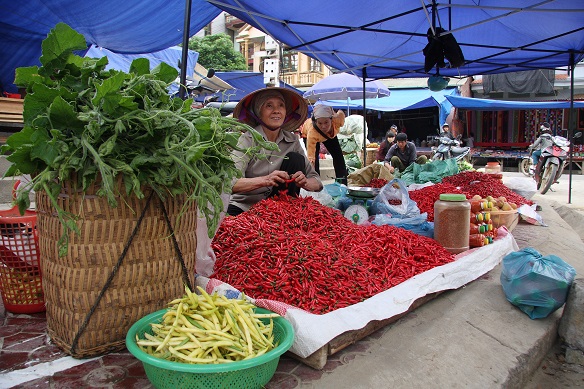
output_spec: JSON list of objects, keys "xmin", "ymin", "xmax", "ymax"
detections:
[
  {"xmin": 232, "ymin": 170, "xmax": 322, "ymax": 194},
  {"xmin": 264, "ymin": 170, "xmax": 291, "ymax": 187},
  {"xmin": 266, "ymin": 170, "xmax": 309, "ymax": 189}
]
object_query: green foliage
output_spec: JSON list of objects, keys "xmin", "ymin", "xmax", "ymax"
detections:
[
  {"xmin": 458, "ymin": 159, "xmax": 475, "ymax": 172},
  {"xmin": 188, "ymin": 34, "xmax": 247, "ymax": 71},
  {"xmin": 3, "ymin": 23, "xmax": 277, "ymax": 256}
]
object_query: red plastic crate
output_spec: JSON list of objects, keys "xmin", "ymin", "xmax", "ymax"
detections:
[
  {"xmin": 2, "ymin": 92, "xmax": 21, "ymax": 99},
  {"xmin": 0, "ymin": 207, "xmax": 45, "ymax": 314}
]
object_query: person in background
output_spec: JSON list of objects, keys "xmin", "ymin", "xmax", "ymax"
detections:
[
  {"xmin": 465, "ymin": 132, "xmax": 475, "ymax": 148},
  {"xmin": 302, "ymin": 104, "xmax": 348, "ymax": 184},
  {"xmin": 440, "ymin": 123, "xmax": 454, "ymax": 139},
  {"xmin": 529, "ymin": 122, "xmax": 554, "ymax": 167},
  {"xmin": 228, "ymin": 87, "xmax": 323, "ymax": 216},
  {"xmin": 384, "ymin": 133, "xmax": 428, "ymax": 173},
  {"xmin": 376, "ymin": 129, "xmax": 396, "ymax": 161}
]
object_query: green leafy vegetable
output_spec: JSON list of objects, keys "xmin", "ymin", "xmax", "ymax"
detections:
[{"xmin": 2, "ymin": 22, "xmax": 277, "ymax": 256}]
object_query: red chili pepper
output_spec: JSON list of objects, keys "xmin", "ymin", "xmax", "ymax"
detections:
[{"xmin": 211, "ymin": 194, "xmax": 454, "ymax": 314}]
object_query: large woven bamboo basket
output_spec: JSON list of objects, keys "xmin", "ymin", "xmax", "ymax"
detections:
[
  {"xmin": 365, "ymin": 148, "xmax": 378, "ymax": 166},
  {"xmin": 36, "ymin": 182, "xmax": 197, "ymax": 358}
]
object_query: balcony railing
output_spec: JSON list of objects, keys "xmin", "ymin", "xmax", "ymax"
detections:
[
  {"xmin": 225, "ymin": 15, "xmax": 245, "ymax": 30},
  {"xmin": 281, "ymin": 72, "xmax": 325, "ymax": 88}
]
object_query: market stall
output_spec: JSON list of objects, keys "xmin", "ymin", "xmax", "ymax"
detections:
[{"xmin": 198, "ymin": 169, "xmax": 532, "ymax": 368}]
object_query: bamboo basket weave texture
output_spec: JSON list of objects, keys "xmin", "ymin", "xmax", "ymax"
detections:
[
  {"xmin": 365, "ymin": 148, "xmax": 378, "ymax": 166},
  {"xmin": 36, "ymin": 184, "xmax": 197, "ymax": 358}
]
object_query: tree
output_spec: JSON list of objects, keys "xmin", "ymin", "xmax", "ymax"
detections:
[{"xmin": 188, "ymin": 34, "xmax": 247, "ymax": 71}]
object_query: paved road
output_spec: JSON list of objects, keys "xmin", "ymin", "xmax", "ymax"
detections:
[{"xmin": 502, "ymin": 170, "xmax": 584, "ymax": 214}]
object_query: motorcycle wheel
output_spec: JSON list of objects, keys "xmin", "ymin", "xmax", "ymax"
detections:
[
  {"xmin": 539, "ymin": 163, "xmax": 558, "ymax": 195},
  {"xmin": 519, "ymin": 158, "xmax": 531, "ymax": 176}
]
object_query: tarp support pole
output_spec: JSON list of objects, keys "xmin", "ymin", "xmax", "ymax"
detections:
[
  {"xmin": 179, "ymin": 0, "xmax": 193, "ymax": 100},
  {"xmin": 568, "ymin": 51, "xmax": 575, "ymax": 204},
  {"xmin": 362, "ymin": 68, "xmax": 368, "ymax": 164}
]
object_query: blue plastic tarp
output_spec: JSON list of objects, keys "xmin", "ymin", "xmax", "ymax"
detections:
[
  {"xmin": 322, "ymin": 88, "xmax": 458, "ymax": 125},
  {"xmin": 84, "ymin": 45, "xmax": 198, "ymax": 76},
  {"xmin": 0, "ymin": 1, "xmax": 220, "ymax": 92},
  {"xmin": 209, "ymin": 0, "xmax": 584, "ymax": 79},
  {"xmin": 196, "ymin": 71, "xmax": 303, "ymax": 102},
  {"xmin": 85, "ymin": 45, "xmax": 199, "ymax": 96},
  {"xmin": 445, "ymin": 95, "xmax": 584, "ymax": 110},
  {"xmin": 3, "ymin": 1, "xmax": 584, "ymax": 93}
]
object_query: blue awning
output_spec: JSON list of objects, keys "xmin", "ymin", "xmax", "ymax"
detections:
[
  {"xmin": 84, "ymin": 45, "xmax": 198, "ymax": 76},
  {"xmin": 84, "ymin": 45, "xmax": 199, "ymax": 96},
  {"xmin": 4, "ymin": 1, "xmax": 584, "ymax": 94},
  {"xmin": 0, "ymin": 1, "xmax": 220, "ymax": 93},
  {"xmin": 321, "ymin": 88, "xmax": 459, "ymax": 125},
  {"xmin": 333, "ymin": 88, "xmax": 459, "ymax": 111},
  {"xmin": 209, "ymin": 0, "xmax": 584, "ymax": 80},
  {"xmin": 446, "ymin": 95, "xmax": 584, "ymax": 110},
  {"xmin": 196, "ymin": 71, "xmax": 303, "ymax": 102}
]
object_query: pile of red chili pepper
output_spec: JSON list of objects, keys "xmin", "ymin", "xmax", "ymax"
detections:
[
  {"xmin": 211, "ymin": 194, "xmax": 454, "ymax": 314},
  {"xmin": 442, "ymin": 171, "xmax": 533, "ymax": 207},
  {"xmin": 409, "ymin": 171, "xmax": 533, "ymax": 221},
  {"xmin": 408, "ymin": 183, "xmax": 466, "ymax": 222},
  {"xmin": 365, "ymin": 178, "xmax": 388, "ymax": 188}
]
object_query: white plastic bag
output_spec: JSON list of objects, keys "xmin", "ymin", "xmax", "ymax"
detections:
[
  {"xmin": 300, "ymin": 188, "xmax": 335, "ymax": 207},
  {"xmin": 503, "ymin": 176, "xmax": 537, "ymax": 200}
]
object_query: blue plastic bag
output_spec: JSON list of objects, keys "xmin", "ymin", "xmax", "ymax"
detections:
[
  {"xmin": 371, "ymin": 213, "xmax": 434, "ymax": 238},
  {"xmin": 500, "ymin": 248, "xmax": 576, "ymax": 319}
]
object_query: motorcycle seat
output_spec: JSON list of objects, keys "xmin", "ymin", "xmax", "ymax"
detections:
[{"xmin": 451, "ymin": 146, "xmax": 469, "ymax": 153}]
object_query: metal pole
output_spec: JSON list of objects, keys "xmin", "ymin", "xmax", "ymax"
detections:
[
  {"xmin": 179, "ymin": 0, "xmax": 193, "ymax": 100},
  {"xmin": 568, "ymin": 51, "xmax": 575, "ymax": 203},
  {"xmin": 362, "ymin": 68, "xmax": 367, "ymax": 164}
]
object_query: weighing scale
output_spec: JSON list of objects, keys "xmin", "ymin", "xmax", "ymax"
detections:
[{"xmin": 344, "ymin": 187, "xmax": 380, "ymax": 224}]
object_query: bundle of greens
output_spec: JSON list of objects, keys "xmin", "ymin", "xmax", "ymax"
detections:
[{"xmin": 2, "ymin": 23, "xmax": 277, "ymax": 255}]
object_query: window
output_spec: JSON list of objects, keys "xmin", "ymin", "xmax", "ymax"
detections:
[
  {"xmin": 309, "ymin": 58, "xmax": 321, "ymax": 72},
  {"xmin": 282, "ymin": 51, "xmax": 298, "ymax": 72}
]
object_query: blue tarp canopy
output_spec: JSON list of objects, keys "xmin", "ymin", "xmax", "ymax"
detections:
[
  {"xmin": 84, "ymin": 45, "xmax": 198, "ymax": 76},
  {"xmin": 4, "ymin": 1, "xmax": 584, "ymax": 94},
  {"xmin": 0, "ymin": 1, "xmax": 220, "ymax": 92},
  {"xmin": 84, "ymin": 45, "xmax": 199, "ymax": 96},
  {"xmin": 3, "ymin": 1, "xmax": 584, "ymax": 93},
  {"xmin": 321, "ymin": 88, "xmax": 459, "ymax": 125},
  {"xmin": 208, "ymin": 0, "xmax": 584, "ymax": 79},
  {"xmin": 197, "ymin": 71, "xmax": 303, "ymax": 102},
  {"xmin": 446, "ymin": 95, "xmax": 584, "ymax": 110},
  {"xmin": 329, "ymin": 88, "xmax": 459, "ymax": 111}
]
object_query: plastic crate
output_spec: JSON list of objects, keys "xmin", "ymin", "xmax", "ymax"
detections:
[{"xmin": 0, "ymin": 207, "xmax": 45, "ymax": 313}]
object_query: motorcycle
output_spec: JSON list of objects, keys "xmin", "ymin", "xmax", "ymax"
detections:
[
  {"xmin": 533, "ymin": 131, "xmax": 582, "ymax": 194},
  {"xmin": 431, "ymin": 134, "xmax": 471, "ymax": 162},
  {"xmin": 519, "ymin": 151, "xmax": 534, "ymax": 177}
]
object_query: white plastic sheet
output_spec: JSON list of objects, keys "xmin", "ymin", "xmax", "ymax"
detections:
[{"xmin": 196, "ymin": 229, "xmax": 518, "ymax": 358}]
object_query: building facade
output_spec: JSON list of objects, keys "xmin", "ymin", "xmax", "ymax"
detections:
[{"xmin": 195, "ymin": 12, "xmax": 330, "ymax": 89}]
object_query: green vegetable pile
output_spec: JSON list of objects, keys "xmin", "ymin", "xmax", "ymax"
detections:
[
  {"xmin": 457, "ymin": 159, "xmax": 475, "ymax": 172},
  {"xmin": 2, "ymin": 23, "xmax": 277, "ymax": 255}
]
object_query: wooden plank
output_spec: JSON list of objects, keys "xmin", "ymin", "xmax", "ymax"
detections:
[
  {"xmin": 0, "ymin": 98, "xmax": 24, "ymax": 125},
  {"xmin": 0, "ymin": 113, "xmax": 23, "ymax": 122},
  {"xmin": 287, "ymin": 291, "xmax": 443, "ymax": 369},
  {"xmin": 0, "ymin": 97, "xmax": 24, "ymax": 114}
]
